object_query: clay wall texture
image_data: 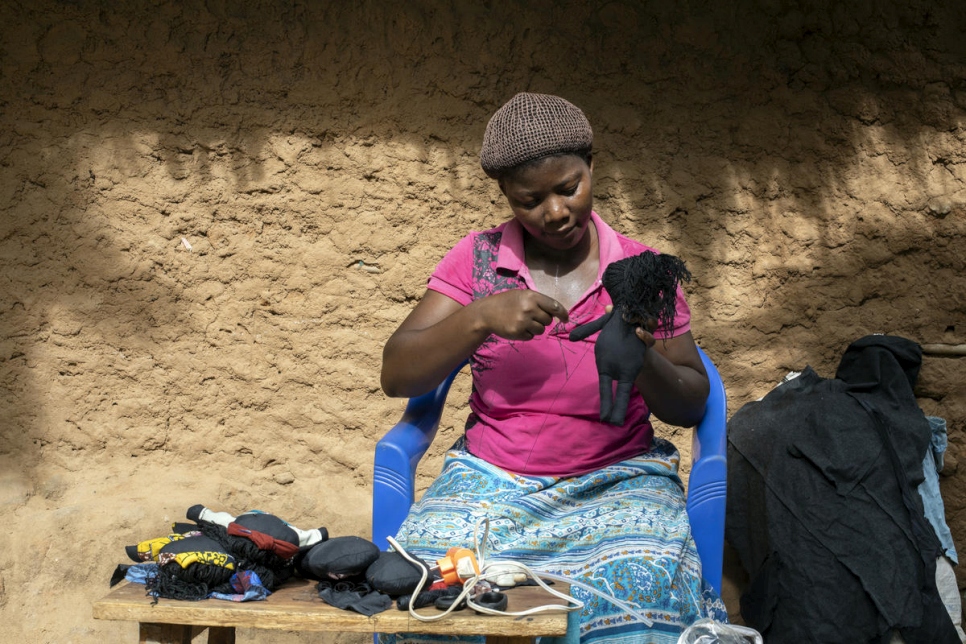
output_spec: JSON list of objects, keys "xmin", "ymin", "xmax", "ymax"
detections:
[{"xmin": 1, "ymin": 1, "xmax": 964, "ymax": 641}]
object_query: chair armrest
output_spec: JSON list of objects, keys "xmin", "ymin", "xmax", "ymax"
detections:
[
  {"xmin": 687, "ymin": 346, "xmax": 728, "ymax": 595},
  {"xmin": 371, "ymin": 363, "xmax": 466, "ymax": 549}
]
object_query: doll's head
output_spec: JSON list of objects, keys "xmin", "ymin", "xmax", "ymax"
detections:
[{"xmin": 602, "ymin": 251, "xmax": 691, "ymax": 335}]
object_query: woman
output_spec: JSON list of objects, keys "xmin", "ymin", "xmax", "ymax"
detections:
[{"xmin": 381, "ymin": 92, "xmax": 725, "ymax": 643}]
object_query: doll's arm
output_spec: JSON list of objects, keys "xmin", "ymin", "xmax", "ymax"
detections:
[{"xmin": 568, "ymin": 310, "xmax": 612, "ymax": 342}]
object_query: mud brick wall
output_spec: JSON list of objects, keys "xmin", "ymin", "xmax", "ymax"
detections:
[{"xmin": 1, "ymin": 1, "xmax": 964, "ymax": 641}]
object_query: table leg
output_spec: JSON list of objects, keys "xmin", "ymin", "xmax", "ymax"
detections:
[
  {"xmin": 206, "ymin": 626, "xmax": 236, "ymax": 644},
  {"xmin": 138, "ymin": 623, "xmax": 235, "ymax": 644},
  {"xmin": 139, "ymin": 623, "xmax": 192, "ymax": 644},
  {"xmin": 208, "ymin": 626, "xmax": 235, "ymax": 644}
]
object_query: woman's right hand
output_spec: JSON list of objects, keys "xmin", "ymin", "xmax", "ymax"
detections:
[
  {"xmin": 382, "ymin": 289, "xmax": 567, "ymax": 398},
  {"xmin": 476, "ymin": 290, "xmax": 569, "ymax": 340}
]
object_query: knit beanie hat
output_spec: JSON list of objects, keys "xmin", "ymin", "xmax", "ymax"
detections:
[{"xmin": 480, "ymin": 92, "xmax": 593, "ymax": 178}]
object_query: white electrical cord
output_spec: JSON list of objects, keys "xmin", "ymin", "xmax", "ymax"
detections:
[
  {"xmin": 386, "ymin": 533, "xmax": 583, "ymax": 622},
  {"xmin": 386, "ymin": 517, "xmax": 652, "ymax": 627},
  {"xmin": 386, "ymin": 533, "xmax": 472, "ymax": 622},
  {"xmin": 468, "ymin": 517, "xmax": 651, "ymax": 625},
  {"xmin": 464, "ymin": 559, "xmax": 582, "ymax": 617},
  {"xmin": 532, "ymin": 569, "xmax": 653, "ymax": 627}
]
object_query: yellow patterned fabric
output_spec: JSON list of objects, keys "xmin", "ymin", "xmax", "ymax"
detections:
[
  {"xmin": 158, "ymin": 549, "xmax": 235, "ymax": 571},
  {"xmin": 131, "ymin": 533, "xmax": 190, "ymax": 562}
]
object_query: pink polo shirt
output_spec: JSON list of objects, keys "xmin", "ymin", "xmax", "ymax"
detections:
[{"xmin": 427, "ymin": 212, "xmax": 691, "ymax": 477}]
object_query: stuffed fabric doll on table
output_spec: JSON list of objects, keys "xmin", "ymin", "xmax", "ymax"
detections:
[
  {"xmin": 570, "ymin": 251, "xmax": 691, "ymax": 425},
  {"xmin": 123, "ymin": 531, "xmax": 237, "ymax": 601},
  {"xmin": 116, "ymin": 505, "xmax": 330, "ymax": 601},
  {"xmin": 188, "ymin": 505, "xmax": 328, "ymax": 590}
]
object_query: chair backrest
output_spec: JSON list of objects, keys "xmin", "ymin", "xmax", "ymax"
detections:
[
  {"xmin": 372, "ymin": 346, "xmax": 727, "ymax": 594},
  {"xmin": 686, "ymin": 347, "xmax": 728, "ymax": 594}
]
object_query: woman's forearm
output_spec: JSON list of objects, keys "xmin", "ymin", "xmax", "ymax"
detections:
[
  {"xmin": 382, "ymin": 289, "xmax": 567, "ymax": 398},
  {"xmin": 634, "ymin": 343, "xmax": 709, "ymax": 427},
  {"xmin": 381, "ymin": 299, "xmax": 490, "ymax": 398}
]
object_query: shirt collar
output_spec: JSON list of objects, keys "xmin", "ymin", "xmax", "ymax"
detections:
[{"xmin": 495, "ymin": 211, "xmax": 622, "ymax": 279}]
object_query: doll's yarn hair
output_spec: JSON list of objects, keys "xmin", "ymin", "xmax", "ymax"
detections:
[
  {"xmin": 146, "ymin": 559, "xmax": 234, "ymax": 601},
  {"xmin": 602, "ymin": 251, "xmax": 691, "ymax": 334},
  {"xmin": 197, "ymin": 520, "xmax": 294, "ymax": 590}
]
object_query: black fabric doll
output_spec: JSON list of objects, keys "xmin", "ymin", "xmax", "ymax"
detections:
[
  {"xmin": 189, "ymin": 507, "xmax": 310, "ymax": 591},
  {"xmin": 570, "ymin": 251, "xmax": 691, "ymax": 425},
  {"xmin": 126, "ymin": 532, "xmax": 237, "ymax": 601}
]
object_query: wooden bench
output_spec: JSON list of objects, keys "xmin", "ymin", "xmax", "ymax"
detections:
[{"xmin": 93, "ymin": 578, "xmax": 571, "ymax": 643}]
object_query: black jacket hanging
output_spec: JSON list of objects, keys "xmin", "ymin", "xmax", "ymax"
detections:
[{"xmin": 726, "ymin": 335, "xmax": 958, "ymax": 644}]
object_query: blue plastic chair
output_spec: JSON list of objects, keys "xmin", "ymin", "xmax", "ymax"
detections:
[{"xmin": 372, "ymin": 346, "xmax": 727, "ymax": 595}]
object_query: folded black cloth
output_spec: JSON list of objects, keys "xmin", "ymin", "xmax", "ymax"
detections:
[{"xmin": 317, "ymin": 579, "xmax": 392, "ymax": 616}]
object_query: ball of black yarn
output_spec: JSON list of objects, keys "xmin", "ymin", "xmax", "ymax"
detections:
[{"xmin": 297, "ymin": 536, "xmax": 380, "ymax": 581}]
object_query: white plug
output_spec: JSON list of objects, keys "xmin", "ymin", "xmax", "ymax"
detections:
[{"xmin": 487, "ymin": 562, "xmax": 528, "ymax": 587}]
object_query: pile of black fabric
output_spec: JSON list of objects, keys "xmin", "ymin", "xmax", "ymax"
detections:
[
  {"xmin": 726, "ymin": 335, "xmax": 958, "ymax": 643},
  {"xmin": 192, "ymin": 510, "xmax": 302, "ymax": 591}
]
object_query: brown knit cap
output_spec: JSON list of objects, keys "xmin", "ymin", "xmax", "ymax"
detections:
[{"xmin": 480, "ymin": 92, "xmax": 593, "ymax": 178}]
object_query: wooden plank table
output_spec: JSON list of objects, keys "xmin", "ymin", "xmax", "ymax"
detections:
[{"xmin": 93, "ymin": 578, "xmax": 571, "ymax": 643}]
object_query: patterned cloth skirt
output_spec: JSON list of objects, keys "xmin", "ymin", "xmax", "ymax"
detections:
[{"xmin": 379, "ymin": 436, "xmax": 727, "ymax": 644}]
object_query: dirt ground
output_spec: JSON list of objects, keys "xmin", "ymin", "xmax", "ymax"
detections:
[{"xmin": 1, "ymin": 1, "xmax": 964, "ymax": 642}]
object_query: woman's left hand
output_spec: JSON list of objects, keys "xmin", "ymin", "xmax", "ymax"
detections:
[
  {"xmin": 600, "ymin": 305, "xmax": 708, "ymax": 427},
  {"xmin": 605, "ymin": 305, "xmax": 657, "ymax": 348}
]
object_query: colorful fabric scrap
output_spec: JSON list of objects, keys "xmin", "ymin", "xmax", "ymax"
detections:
[{"xmin": 209, "ymin": 570, "xmax": 272, "ymax": 602}]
